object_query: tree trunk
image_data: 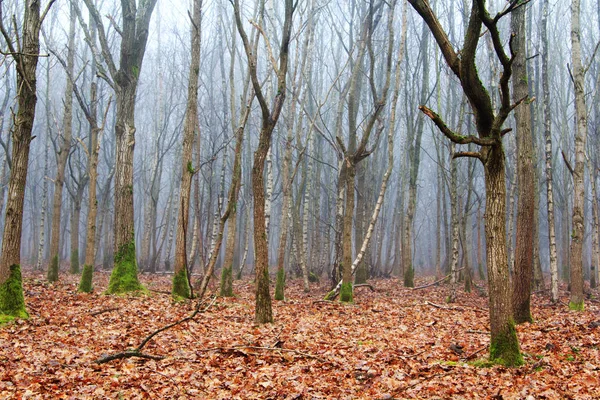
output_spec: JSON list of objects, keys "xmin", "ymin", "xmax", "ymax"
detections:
[
  {"xmin": 0, "ymin": 0, "xmax": 55, "ymax": 319},
  {"xmin": 569, "ymin": 0, "xmax": 586, "ymax": 311},
  {"xmin": 172, "ymin": 0, "xmax": 202, "ymax": 300},
  {"xmin": 484, "ymin": 145, "xmax": 522, "ymax": 366},
  {"xmin": 541, "ymin": 0, "xmax": 559, "ymax": 302},
  {"xmin": 511, "ymin": 5, "xmax": 535, "ymax": 324},
  {"xmin": 82, "ymin": 0, "xmax": 158, "ymax": 294},
  {"xmin": 47, "ymin": 1, "xmax": 76, "ymax": 282},
  {"xmin": 232, "ymin": 0, "xmax": 294, "ymax": 324}
]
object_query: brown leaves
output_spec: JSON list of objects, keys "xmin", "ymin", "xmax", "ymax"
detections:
[{"xmin": 1, "ymin": 273, "xmax": 599, "ymax": 398}]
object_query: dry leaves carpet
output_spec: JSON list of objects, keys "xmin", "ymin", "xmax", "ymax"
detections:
[{"xmin": 1, "ymin": 271, "xmax": 599, "ymax": 399}]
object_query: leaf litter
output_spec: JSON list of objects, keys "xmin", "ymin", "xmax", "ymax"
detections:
[{"xmin": 1, "ymin": 271, "xmax": 599, "ymax": 399}]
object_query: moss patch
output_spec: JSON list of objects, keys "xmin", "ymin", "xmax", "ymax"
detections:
[
  {"xmin": 70, "ymin": 250, "xmax": 80, "ymax": 274},
  {"xmin": 489, "ymin": 320, "xmax": 524, "ymax": 367},
  {"xmin": 220, "ymin": 264, "xmax": 234, "ymax": 297},
  {"xmin": 106, "ymin": 240, "xmax": 145, "ymax": 295},
  {"xmin": 172, "ymin": 267, "xmax": 191, "ymax": 300},
  {"xmin": 324, "ymin": 289, "xmax": 336, "ymax": 301},
  {"xmin": 47, "ymin": 255, "xmax": 59, "ymax": 283},
  {"xmin": 340, "ymin": 281, "xmax": 353, "ymax": 303},
  {"xmin": 0, "ymin": 264, "xmax": 29, "ymax": 320},
  {"xmin": 568, "ymin": 300, "xmax": 584, "ymax": 311},
  {"xmin": 78, "ymin": 264, "xmax": 94, "ymax": 293},
  {"xmin": 274, "ymin": 268, "xmax": 285, "ymax": 301},
  {"xmin": 308, "ymin": 271, "xmax": 320, "ymax": 283}
]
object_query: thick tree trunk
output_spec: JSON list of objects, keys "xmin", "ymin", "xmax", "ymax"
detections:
[
  {"xmin": 82, "ymin": 0, "xmax": 158, "ymax": 294},
  {"xmin": 0, "ymin": 0, "xmax": 54, "ymax": 319},
  {"xmin": 511, "ymin": 5, "xmax": 534, "ymax": 324},
  {"xmin": 484, "ymin": 146, "xmax": 522, "ymax": 366}
]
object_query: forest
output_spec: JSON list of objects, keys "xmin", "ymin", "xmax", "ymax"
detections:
[{"xmin": 0, "ymin": 0, "xmax": 600, "ymax": 398}]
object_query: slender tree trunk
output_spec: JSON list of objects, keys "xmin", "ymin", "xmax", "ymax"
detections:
[
  {"xmin": 541, "ymin": 0, "xmax": 559, "ymax": 302},
  {"xmin": 233, "ymin": 0, "xmax": 294, "ymax": 323},
  {"xmin": 511, "ymin": 5, "xmax": 535, "ymax": 323},
  {"xmin": 47, "ymin": 2, "xmax": 76, "ymax": 282},
  {"xmin": 569, "ymin": 0, "xmax": 586, "ymax": 311},
  {"xmin": 172, "ymin": 0, "xmax": 202, "ymax": 299}
]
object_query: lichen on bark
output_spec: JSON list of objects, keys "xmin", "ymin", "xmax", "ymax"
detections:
[
  {"xmin": 78, "ymin": 264, "xmax": 94, "ymax": 293},
  {"xmin": 0, "ymin": 265, "xmax": 29, "ymax": 321},
  {"xmin": 106, "ymin": 240, "xmax": 144, "ymax": 294}
]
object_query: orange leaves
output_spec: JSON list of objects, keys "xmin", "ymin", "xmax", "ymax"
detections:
[{"xmin": 0, "ymin": 273, "xmax": 599, "ymax": 398}]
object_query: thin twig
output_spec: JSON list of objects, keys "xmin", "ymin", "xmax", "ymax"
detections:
[{"xmin": 90, "ymin": 307, "xmax": 119, "ymax": 317}]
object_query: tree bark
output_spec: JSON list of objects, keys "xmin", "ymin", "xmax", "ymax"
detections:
[
  {"xmin": 0, "ymin": 0, "xmax": 56, "ymax": 319},
  {"xmin": 541, "ymin": 0, "xmax": 559, "ymax": 303},
  {"xmin": 511, "ymin": 5, "xmax": 535, "ymax": 324},
  {"xmin": 568, "ymin": 0, "xmax": 586, "ymax": 311},
  {"xmin": 172, "ymin": 0, "xmax": 202, "ymax": 300},
  {"xmin": 47, "ymin": 1, "xmax": 76, "ymax": 282}
]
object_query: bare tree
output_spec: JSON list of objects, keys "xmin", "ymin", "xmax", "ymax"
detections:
[
  {"xmin": 81, "ymin": 0, "xmax": 158, "ymax": 293},
  {"xmin": 172, "ymin": 0, "xmax": 203, "ymax": 300},
  {"xmin": 0, "ymin": 0, "xmax": 56, "ymax": 320},
  {"xmin": 232, "ymin": 0, "xmax": 294, "ymax": 323},
  {"xmin": 408, "ymin": 0, "xmax": 527, "ymax": 366},
  {"xmin": 567, "ymin": 0, "xmax": 587, "ymax": 311},
  {"xmin": 46, "ymin": 1, "xmax": 76, "ymax": 282}
]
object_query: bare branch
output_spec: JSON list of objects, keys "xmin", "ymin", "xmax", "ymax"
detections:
[
  {"xmin": 454, "ymin": 151, "xmax": 483, "ymax": 161},
  {"xmin": 419, "ymin": 105, "xmax": 496, "ymax": 146}
]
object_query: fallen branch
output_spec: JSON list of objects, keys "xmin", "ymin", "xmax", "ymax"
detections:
[
  {"xmin": 412, "ymin": 269, "xmax": 464, "ymax": 290},
  {"xmin": 462, "ymin": 346, "xmax": 487, "ymax": 361},
  {"xmin": 90, "ymin": 307, "xmax": 119, "ymax": 317},
  {"xmin": 354, "ymin": 283, "xmax": 375, "ymax": 291},
  {"xmin": 466, "ymin": 329, "xmax": 489, "ymax": 334},
  {"xmin": 95, "ymin": 295, "xmax": 217, "ymax": 364},
  {"xmin": 425, "ymin": 301, "xmax": 465, "ymax": 311}
]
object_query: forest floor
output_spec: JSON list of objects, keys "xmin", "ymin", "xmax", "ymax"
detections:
[{"xmin": 1, "ymin": 271, "xmax": 599, "ymax": 399}]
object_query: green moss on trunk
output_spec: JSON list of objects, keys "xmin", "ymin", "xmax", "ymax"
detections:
[
  {"xmin": 403, "ymin": 266, "xmax": 414, "ymax": 288},
  {"xmin": 78, "ymin": 264, "xmax": 94, "ymax": 293},
  {"xmin": 568, "ymin": 300, "xmax": 584, "ymax": 311},
  {"xmin": 172, "ymin": 268, "xmax": 191, "ymax": 300},
  {"xmin": 324, "ymin": 290, "xmax": 336, "ymax": 301},
  {"xmin": 0, "ymin": 265, "xmax": 29, "ymax": 321},
  {"xmin": 47, "ymin": 255, "xmax": 59, "ymax": 283},
  {"xmin": 220, "ymin": 265, "xmax": 234, "ymax": 297},
  {"xmin": 274, "ymin": 268, "xmax": 285, "ymax": 300},
  {"xmin": 489, "ymin": 320, "xmax": 524, "ymax": 367},
  {"xmin": 70, "ymin": 249, "xmax": 80, "ymax": 274},
  {"xmin": 106, "ymin": 240, "xmax": 144, "ymax": 294},
  {"xmin": 340, "ymin": 281, "xmax": 353, "ymax": 303},
  {"xmin": 308, "ymin": 271, "xmax": 320, "ymax": 283}
]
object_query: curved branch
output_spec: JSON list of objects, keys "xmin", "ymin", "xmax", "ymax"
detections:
[{"xmin": 419, "ymin": 105, "xmax": 495, "ymax": 146}]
